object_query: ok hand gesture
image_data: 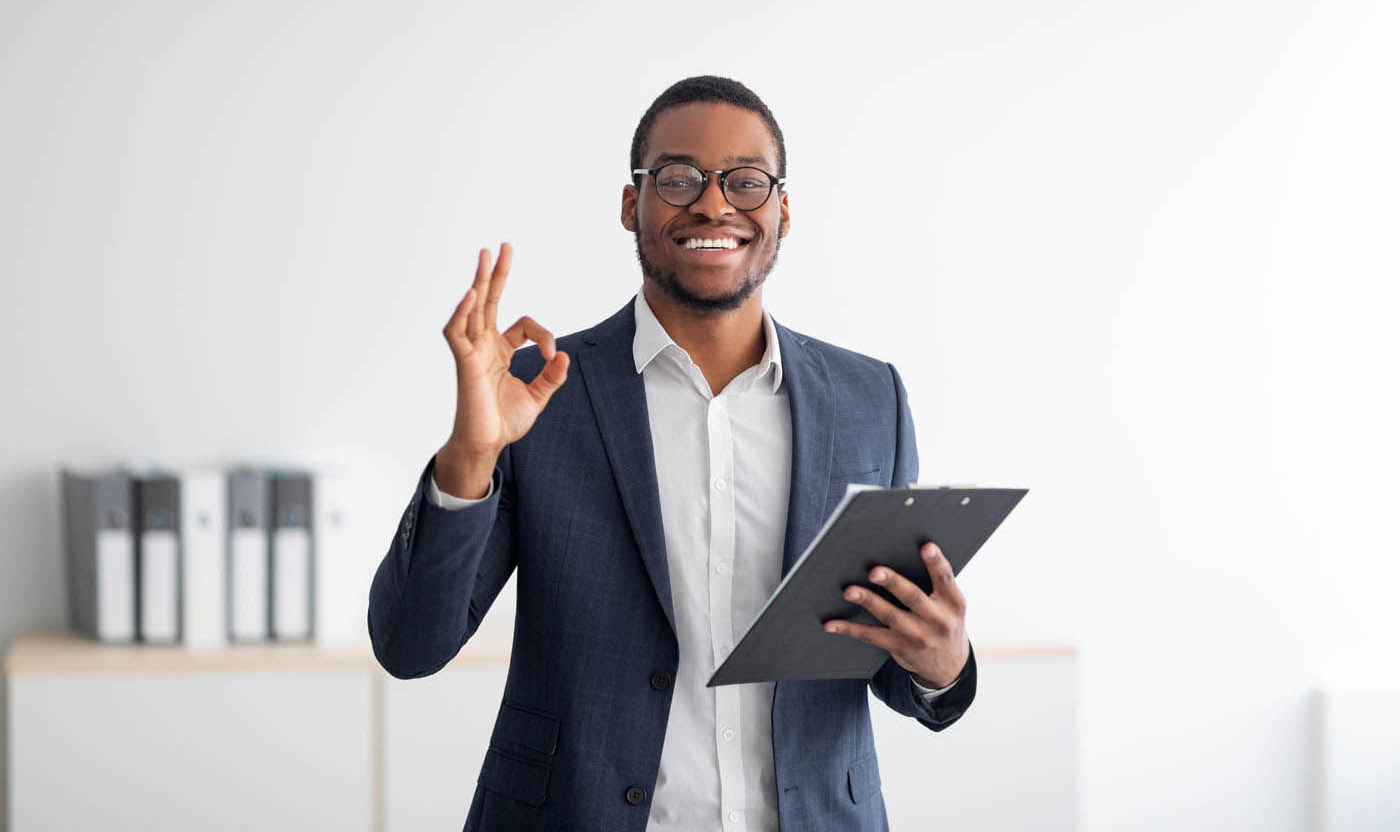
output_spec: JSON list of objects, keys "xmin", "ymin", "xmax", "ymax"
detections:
[{"xmin": 436, "ymin": 243, "xmax": 569, "ymax": 498}]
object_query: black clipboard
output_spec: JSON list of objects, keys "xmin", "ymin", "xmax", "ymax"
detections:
[{"xmin": 707, "ymin": 485, "xmax": 1027, "ymax": 686}]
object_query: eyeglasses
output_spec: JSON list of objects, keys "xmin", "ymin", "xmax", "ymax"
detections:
[{"xmin": 632, "ymin": 163, "xmax": 785, "ymax": 211}]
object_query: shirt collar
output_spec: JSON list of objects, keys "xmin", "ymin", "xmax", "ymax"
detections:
[{"xmin": 631, "ymin": 289, "xmax": 784, "ymax": 393}]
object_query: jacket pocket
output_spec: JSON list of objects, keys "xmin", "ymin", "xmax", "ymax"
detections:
[
  {"xmin": 846, "ymin": 751, "xmax": 882, "ymax": 804},
  {"xmin": 490, "ymin": 701, "xmax": 560, "ymax": 757},
  {"xmin": 828, "ymin": 464, "xmax": 885, "ymax": 509},
  {"xmin": 478, "ymin": 747, "xmax": 550, "ymax": 807},
  {"xmin": 831, "ymin": 462, "xmax": 882, "ymax": 480}
]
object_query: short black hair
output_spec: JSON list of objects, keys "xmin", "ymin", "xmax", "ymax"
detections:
[{"xmin": 630, "ymin": 75, "xmax": 787, "ymax": 181}]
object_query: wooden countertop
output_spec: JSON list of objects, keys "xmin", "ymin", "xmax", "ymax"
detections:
[
  {"xmin": 5, "ymin": 630, "xmax": 513, "ymax": 675},
  {"xmin": 6, "ymin": 630, "xmax": 1074, "ymax": 675}
]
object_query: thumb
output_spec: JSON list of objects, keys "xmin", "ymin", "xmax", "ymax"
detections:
[{"xmin": 526, "ymin": 350, "xmax": 569, "ymax": 406}]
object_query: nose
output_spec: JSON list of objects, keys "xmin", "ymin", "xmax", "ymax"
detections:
[{"xmin": 689, "ymin": 171, "xmax": 735, "ymax": 221}]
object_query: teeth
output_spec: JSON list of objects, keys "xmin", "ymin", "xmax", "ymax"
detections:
[{"xmin": 682, "ymin": 238, "xmax": 741, "ymax": 250}]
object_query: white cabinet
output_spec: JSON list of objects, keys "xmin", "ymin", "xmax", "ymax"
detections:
[{"xmin": 7, "ymin": 636, "xmax": 376, "ymax": 832}]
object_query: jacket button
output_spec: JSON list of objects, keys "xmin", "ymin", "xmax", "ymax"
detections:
[
  {"xmin": 625, "ymin": 785, "xmax": 647, "ymax": 806},
  {"xmin": 650, "ymin": 672, "xmax": 671, "ymax": 690}
]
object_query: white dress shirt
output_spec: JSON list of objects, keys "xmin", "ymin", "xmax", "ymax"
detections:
[{"xmin": 429, "ymin": 290, "xmax": 951, "ymax": 831}]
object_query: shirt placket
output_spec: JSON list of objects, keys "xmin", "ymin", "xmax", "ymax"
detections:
[{"xmin": 706, "ymin": 391, "xmax": 747, "ymax": 830}]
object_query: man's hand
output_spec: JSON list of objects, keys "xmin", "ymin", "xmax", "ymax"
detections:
[
  {"xmin": 436, "ymin": 243, "xmax": 570, "ymax": 499},
  {"xmin": 823, "ymin": 541, "xmax": 970, "ymax": 689}
]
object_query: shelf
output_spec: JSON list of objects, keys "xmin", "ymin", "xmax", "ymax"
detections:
[{"xmin": 5, "ymin": 629, "xmax": 513, "ymax": 675}]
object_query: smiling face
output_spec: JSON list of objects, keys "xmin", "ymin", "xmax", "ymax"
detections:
[{"xmin": 622, "ymin": 101, "xmax": 790, "ymax": 314}]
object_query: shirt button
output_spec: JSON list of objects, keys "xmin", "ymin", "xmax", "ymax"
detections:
[
  {"xmin": 650, "ymin": 672, "xmax": 671, "ymax": 690},
  {"xmin": 728, "ymin": 810, "xmax": 742, "ymax": 823},
  {"xmin": 625, "ymin": 785, "xmax": 647, "ymax": 806},
  {"xmin": 713, "ymin": 477, "xmax": 727, "ymax": 491},
  {"xmin": 715, "ymin": 560, "xmax": 731, "ymax": 575},
  {"xmin": 722, "ymin": 727, "xmax": 736, "ymax": 742}
]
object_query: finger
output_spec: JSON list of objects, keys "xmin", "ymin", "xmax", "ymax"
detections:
[
  {"xmin": 868, "ymin": 565, "xmax": 939, "ymax": 622},
  {"xmin": 922, "ymin": 542, "xmax": 967, "ymax": 613},
  {"xmin": 501, "ymin": 316, "xmax": 556, "ymax": 359},
  {"xmin": 484, "ymin": 242, "xmax": 512, "ymax": 332},
  {"xmin": 467, "ymin": 248, "xmax": 491, "ymax": 341},
  {"xmin": 823, "ymin": 618, "xmax": 901, "ymax": 653},
  {"xmin": 842, "ymin": 584, "xmax": 922, "ymax": 643},
  {"xmin": 526, "ymin": 350, "xmax": 569, "ymax": 406},
  {"xmin": 443, "ymin": 287, "xmax": 477, "ymax": 351}
]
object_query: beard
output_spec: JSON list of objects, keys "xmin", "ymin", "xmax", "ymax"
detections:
[{"xmin": 633, "ymin": 214, "xmax": 781, "ymax": 314}]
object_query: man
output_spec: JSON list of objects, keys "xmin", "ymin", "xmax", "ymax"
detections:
[{"xmin": 368, "ymin": 75, "xmax": 976, "ymax": 832}]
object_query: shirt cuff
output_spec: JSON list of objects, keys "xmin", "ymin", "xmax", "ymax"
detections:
[
  {"xmin": 910, "ymin": 671, "xmax": 960, "ymax": 703},
  {"xmin": 427, "ymin": 469, "xmax": 495, "ymax": 509}
]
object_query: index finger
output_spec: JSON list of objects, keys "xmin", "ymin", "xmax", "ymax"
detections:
[{"xmin": 484, "ymin": 242, "xmax": 512, "ymax": 332}]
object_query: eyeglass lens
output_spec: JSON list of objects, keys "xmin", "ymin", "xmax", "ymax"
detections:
[{"xmin": 654, "ymin": 163, "xmax": 774, "ymax": 211}]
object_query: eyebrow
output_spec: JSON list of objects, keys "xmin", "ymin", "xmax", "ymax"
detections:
[{"xmin": 650, "ymin": 152, "xmax": 771, "ymax": 169}]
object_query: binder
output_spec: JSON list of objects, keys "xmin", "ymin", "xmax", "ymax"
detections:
[
  {"xmin": 312, "ymin": 469, "xmax": 359, "ymax": 646},
  {"xmin": 60, "ymin": 469, "xmax": 136, "ymax": 642},
  {"xmin": 270, "ymin": 471, "xmax": 313, "ymax": 641},
  {"xmin": 134, "ymin": 474, "xmax": 182, "ymax": 643},
  {"xmin": 227, "ymin": 469, "xmax": 270, "ymax": 642},
  {"xmin": 708, "ymin": 484, "xmax": 1027, "ymax": 686},
  {"xmin": 179, "ymin": 469, "xmax": 227, "ymax": 648}
]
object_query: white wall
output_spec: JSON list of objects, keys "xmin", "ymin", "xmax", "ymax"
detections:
[{"xmin": 2, "ymin": 1, "xmax": 1396, "ymax": 829}]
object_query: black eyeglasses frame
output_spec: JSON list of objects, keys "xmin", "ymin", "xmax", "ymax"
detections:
[{"xmin": 631, "ymin": 163, "xmax": 786, "ymax": 211}]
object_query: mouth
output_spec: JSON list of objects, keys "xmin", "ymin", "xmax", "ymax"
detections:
[{"xmin": 671, "ymin": 232, "xmax": 753, "ymax": 262}]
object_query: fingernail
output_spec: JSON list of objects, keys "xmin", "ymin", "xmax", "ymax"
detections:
[
  {"xmin": 845, "ymin": 588, "xmax": 861, "ymax": 601},
  {"xmin": 923, "ymin": 543, "xmax": 936, "ymax": 559},
  {"xmin": 872, "ymin": 568, "xmax": 887, "ymax": 582},
  {"xmin": 825, "ymin": 623, "xmax": 841, "ymax": 634}
]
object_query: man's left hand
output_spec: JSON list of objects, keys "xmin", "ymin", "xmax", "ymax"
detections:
[{"xmin": 823, "ymin": 541, "xmax": 970, "ymax": 689}]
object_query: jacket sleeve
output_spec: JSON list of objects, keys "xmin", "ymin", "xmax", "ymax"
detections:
[
  {"xmin": 367, "ymin": 445, "xmax": 517, "ymax": 679},
  {"xmin": 866, "ymin": 361, "xmax": 978, "ymax": 731}
]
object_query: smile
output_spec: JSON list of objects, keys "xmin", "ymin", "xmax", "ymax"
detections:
[{"xmin": 674, "ymin": 235, "xmax": 751, "ymax": 251}]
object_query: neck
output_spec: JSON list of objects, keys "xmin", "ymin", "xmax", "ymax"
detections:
[{"xmin": 641, "ymin": 282, "xmax": 767, "ymax": 395}]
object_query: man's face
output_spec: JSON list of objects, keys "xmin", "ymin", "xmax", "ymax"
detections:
[{"xmin": 622, "ymin": 102, "xmax": 790, "ymax": 314}]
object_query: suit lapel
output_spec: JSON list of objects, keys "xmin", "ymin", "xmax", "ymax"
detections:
[
  {"xmin": 773, "ymin": 320, "xmax": 835, "ymax": 577},
  {"xmin": 575, "ymin": 301, "xmax": 677, "ymax": 637}
]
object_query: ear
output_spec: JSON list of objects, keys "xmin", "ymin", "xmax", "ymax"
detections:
[
  {"xmin": 777, "ymin": 188, "xmax": 790, "ymax": 238},
  {"xmin": 621, "ymin": 184, "xmax": 638, "ymax": 232}
]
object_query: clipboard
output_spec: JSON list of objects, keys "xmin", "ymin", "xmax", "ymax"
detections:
[{"xmin": 707, "ymin": 484, "xmax": 1027, "ymax": 686}]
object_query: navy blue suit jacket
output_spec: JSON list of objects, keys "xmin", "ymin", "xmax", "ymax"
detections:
[{"xmin": 368, "ymin": 298, "xmax": 976, "ymax": 831}]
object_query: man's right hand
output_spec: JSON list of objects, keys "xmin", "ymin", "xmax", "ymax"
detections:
[{"xmin": 435, "ymin": 242, "xmax": 570, "ymax": 499}]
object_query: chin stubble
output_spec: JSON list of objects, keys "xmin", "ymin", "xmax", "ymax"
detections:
[{"xmin": 633, "ymin": 215, "xmax": 781, "ymax": 314}]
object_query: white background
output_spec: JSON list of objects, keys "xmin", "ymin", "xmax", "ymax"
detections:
[{"xmin": 2, "ymin": 1, "xmax": 1397, "ymax": 829}]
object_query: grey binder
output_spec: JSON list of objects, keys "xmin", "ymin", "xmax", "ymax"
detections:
[
  {"xmin": 134, "ymin": 475, "xmax": 182, "ymax": 643},
  {"xmin": 708, "ymin": 485, "xmax": 1027, "ymax": 686},
  {"xmin": 270, "ymin": 471, "xmax": 314, "ymax": 642},
  {"xmin": 227, "ymin": 469, "xmax": 270, "ymax": 642},
  {"xmin": 60, "ymin": 469, "xmax": 136, "ymax": 642}
]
